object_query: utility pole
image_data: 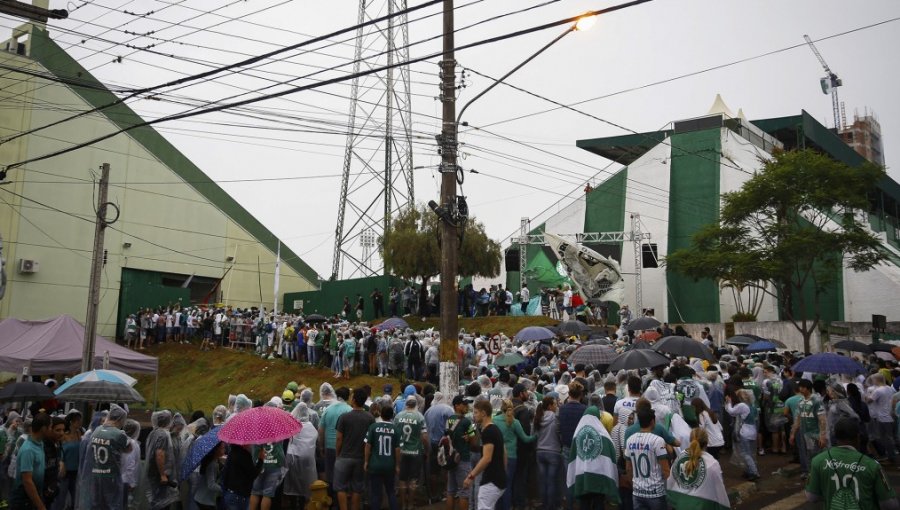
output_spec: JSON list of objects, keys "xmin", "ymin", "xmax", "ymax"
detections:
[
  {"xmin": 81, "ymin": 163, "xmax": 110, "ymax": 373},
  {"xmin": 438, "ymin": 0, "xmax": 459, "ymax": 397}
]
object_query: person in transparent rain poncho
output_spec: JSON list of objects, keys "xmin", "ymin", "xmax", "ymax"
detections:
[
  {"xmin": 144, "ymin": 410, "xmax": 179, "ymax": 510},
  {"xmin": 76, "ymin": 404, "xmax": 132, "ymax": 510},
  {"xmin": 121, "ymin": 419, "xmax": 141, "ymax": 509},
  {"xmin": 283, "ymin": 403, "xmax": 318, "ymax": 509},
  {"xmin": 182, "ymin": 418, "xmax": 210, "ymax": 510}
]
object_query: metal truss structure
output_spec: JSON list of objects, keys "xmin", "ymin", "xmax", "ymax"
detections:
[
  {"xmin": 332, "ymin": 0, "xmax": 415, "ymax": 280},
  {"xmin": 514, "ymin": 214, "xmax": 651, "ymax": 311}
]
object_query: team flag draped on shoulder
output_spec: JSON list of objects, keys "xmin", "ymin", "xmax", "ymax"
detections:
[
  {"xmin": 566, "ymin": 407, "xmax": 620, "ymax": 504},
  {"xmin": 666, "ymin": 451, "xmax": 731, "ymax": 510}
]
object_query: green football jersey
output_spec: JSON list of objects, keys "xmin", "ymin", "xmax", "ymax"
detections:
[
  {"xmin": 365, "ymin": 421, "xmax": 399, "ymax": 474},
  {"xmin": 394, "ymin": 410, "xmax": 427, "ymax": 455},
  {"xmin": 89, "ymin": 425, "xmax": 129, "ymax": 479},
  {"xmin": 806, "ymin": 446, "xmax": 897, "ymax": 510},
  {"xmin": 797, "ymin": 395, "xmax": 824, "ymax": 437}
]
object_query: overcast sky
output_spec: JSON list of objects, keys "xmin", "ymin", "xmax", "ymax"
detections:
[{"xmin": 6, "ymin": 0, "xmax": 899, "ymax": 281}]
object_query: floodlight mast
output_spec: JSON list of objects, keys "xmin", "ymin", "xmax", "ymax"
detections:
[{"xmin": 803, "ymin": 34, "xmax": 843, "ymax": 131}]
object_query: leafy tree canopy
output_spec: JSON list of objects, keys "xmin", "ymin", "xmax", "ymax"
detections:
[{"xmin": 381, "ymin": 204, "xmax": 501, "ymax": 283}]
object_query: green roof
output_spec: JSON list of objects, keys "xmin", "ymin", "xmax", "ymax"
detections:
[
  {"xmin": 752, "ymin": 110, "xmax": 900, "ymax": 204},
  {"xmin": 576, "ymin": 131, "xmax": 672, "ymax": 165},
  {"xmin": 28, "ymin": 27, "xmax": 320, "ymax": 284}
]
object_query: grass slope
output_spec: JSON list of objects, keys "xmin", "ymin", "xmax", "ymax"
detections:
[{"xmin": 134, "ymin": 316, "xmax": 552, "ymax": 415}]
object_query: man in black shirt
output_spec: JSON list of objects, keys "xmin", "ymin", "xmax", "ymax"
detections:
[
  {"xmin": 335, "ymin": 388, "xmax": 375, "ymax": 510},
  {"xmin": 464, "ymin": 399, "xmax": 505, "ymax": 510},
  {"xmin": 601, "ymin": 381, "xmax": 618, "ymax": 415}
]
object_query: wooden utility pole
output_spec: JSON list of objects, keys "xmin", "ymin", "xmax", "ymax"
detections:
[
  {"xmin": 81, "ymin": 163, "xmax": 110, "ymax": 373},
  {"xmin": 438, "ymin": 0, "xmax": 459, "ymax": 397}
]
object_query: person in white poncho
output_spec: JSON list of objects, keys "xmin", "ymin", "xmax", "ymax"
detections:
[{"xmin": 283, "ymin": 403, "xmax": 318, "ymax": 509}]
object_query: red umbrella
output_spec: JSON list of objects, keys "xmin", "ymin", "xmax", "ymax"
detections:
[{"xmin": 219, "ymin": 406, "xmax": 301, "ymax": 445}]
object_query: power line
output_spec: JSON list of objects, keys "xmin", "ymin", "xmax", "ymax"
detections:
[
  {"xmin": 0, "ymin": 0, "xmax": 445, "ymax": 145},
  {"xmin": 3, "ymin": 0, "xmax": 657, "ymax": 170},
  {"xmin": 475, "ymin": 14, "xmax": 900, "ymax": 130}
]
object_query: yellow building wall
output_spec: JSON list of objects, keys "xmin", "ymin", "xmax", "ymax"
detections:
[{"xmin": 0, "ymin": 51, "xmax": 316, "ymax": 337}]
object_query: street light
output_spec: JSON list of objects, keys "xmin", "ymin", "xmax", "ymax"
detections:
[
  {"xmin": 435, "ymin": 10, "xmax": 595, "ymax": 397},
  {"xmin": 457, "ymin": 14, "xmax": 595, "ymax": 127}
]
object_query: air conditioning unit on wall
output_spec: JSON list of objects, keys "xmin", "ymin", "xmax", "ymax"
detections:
[{"xmin": 19, "ymin": 259, "xmax": 39, "ymax": 273}]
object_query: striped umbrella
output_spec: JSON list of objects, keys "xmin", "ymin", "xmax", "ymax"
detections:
[
  {"xmin": 55, "ymin": 369, "xmax": 137, "ymax": 392},
  {"xmin": 568, "ymin": 344, "xmax": 617, "ymax": 366},
  {"xmin": 54, "ymin": 380, "xmax": 145, "ymax": 403}
]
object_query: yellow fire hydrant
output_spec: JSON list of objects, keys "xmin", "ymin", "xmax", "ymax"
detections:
[{"xmin": 306, "ymin": 480, "xmax": 332, "ymax": 510}]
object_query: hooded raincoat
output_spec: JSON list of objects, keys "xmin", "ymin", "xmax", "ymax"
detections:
[{"xmin": 145, "ymin": 410, "xmax": 179, "ymax": 510}]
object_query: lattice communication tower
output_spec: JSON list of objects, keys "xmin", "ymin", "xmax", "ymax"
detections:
[{"xmin": 331, "ymin": 0, "xmax": 415, "ymax": 280}]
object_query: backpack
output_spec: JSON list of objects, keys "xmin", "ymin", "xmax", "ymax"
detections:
[
  {"xmin": 437, "ymin": 418, "xmax": 462, "ymax": 469},
  {"xmin": 345, "ymin": 339, "xmax": 356, "ymax": 357},
  {"xmin": 825, "ymin": 449, "xmax": 865, "ymax": 510},
  {"xmin": 407, "ymin": 340, "xmax": 422, "ymax": 364}
]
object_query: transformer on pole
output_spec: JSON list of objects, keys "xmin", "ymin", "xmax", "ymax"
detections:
[{"xmin": 332, "ymin": 0, "xmax": 415, "ymax": 280}]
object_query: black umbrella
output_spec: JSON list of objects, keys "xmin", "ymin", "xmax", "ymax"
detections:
[
  {"xmin": 871, "ymin": 342, "xmax": 899, "ymax": 353},
  {"xmin": 558, "ymin": 320, "xmax": 592, "ymax": 336},
  {"xmin": 654, "ymin": 335, "xmax": 716, "ymax": 362},
  {"xmin": 304, "ymin": 314, "xmax": 329, "ymax": 323},
  {"xmin": 832, "ymin": 340, "xmax": 873, "ymax": 353},
  {"xmin": 0, "ymin": 381, "xmax": 54, "ymax": 403},
  {"xmin": 608, "ymin": 349, "xmax": 670, "ymax": 372},
  {"xmin": 628, "ymin": 317, "xmax": 661, "ymax": 330},
  {"xmin": 725, "ymin": 335, "xmax": 759, "ymax": 346}
]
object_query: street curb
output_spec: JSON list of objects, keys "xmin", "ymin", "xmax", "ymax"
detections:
[{"xmin": 728, "ymin": 481, "xmax": 758, "ymax": 505}]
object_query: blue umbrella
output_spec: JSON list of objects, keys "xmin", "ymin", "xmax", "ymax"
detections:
[
  {"xmin": 744, "ymin": 340, "xmax": 777, "ymax": 353},
  {"xmin": 376, "ymin": 317, "xmax": 409, "ymax": 331},
  {"xmin": 513, "ymin": 326, "xmax": 555, "ymax": 343},
  {"xmin": 792, "ymin": 353, "xmax": 865, "ymax": 376},
  {"xmin": 180, "ymin": 426, "xmax": 222, "ymax": 481}
]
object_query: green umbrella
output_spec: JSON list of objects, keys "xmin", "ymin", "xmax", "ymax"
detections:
[{"xmin": 494, "ymin": 352, "xmax": 526, "ymax": 367}]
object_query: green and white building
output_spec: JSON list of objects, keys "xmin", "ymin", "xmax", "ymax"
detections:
[
  {"xmin": 506, "ymin": 96, "xmax": 900, "ymax": 325},
  {"xmin": 0, "ymin": 23, "xmax": 319, "ymax": 338}
]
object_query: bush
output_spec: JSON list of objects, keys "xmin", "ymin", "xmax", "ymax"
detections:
[{"xmin": 731, "ymin": 312, "xmax": 757, "ymax": 322}]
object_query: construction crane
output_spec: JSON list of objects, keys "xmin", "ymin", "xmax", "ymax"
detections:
[{"xmin": 803, "ymin": 34, "xmax": 843, "ymax": 131}]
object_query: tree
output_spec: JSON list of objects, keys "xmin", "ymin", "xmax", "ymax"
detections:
[
  {"xmin": 666, "ymin": 149, "xmax": 886, "ymax": 352},
  {"xmin": 381, "ymin": 204, "xmax": 501, "ymax": 286}
]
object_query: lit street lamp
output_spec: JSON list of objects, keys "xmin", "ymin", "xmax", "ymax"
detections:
[{"xmin": 435, "ymin": 11, "xmax": 596, "ymax": 397}]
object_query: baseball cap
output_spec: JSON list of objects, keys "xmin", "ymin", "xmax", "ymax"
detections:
[
  {"xmin": 512, "ymin": 383, "xmax": 527, "ymax": 397},
  {"xmin": 452, "ymin": 395, "xmax": 468, "ymax": 407},
  {"xmin": 383, "ymin": 384, "xmax": 393, "ymax": 394},
  {"xmin": 406, "ymin": 395, "xmax": 418, "ymax": 407}
]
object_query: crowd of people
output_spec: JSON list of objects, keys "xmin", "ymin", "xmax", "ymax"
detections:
[{"xmin": 4, "ymin": 317, "xmax": 900, "ymax": 510}]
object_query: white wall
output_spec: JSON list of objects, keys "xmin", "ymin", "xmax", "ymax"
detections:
[
  {"xmin": 718, "ymin": 130, "xmax": 780, "ymax": 322},
  {"xmin": 621, "ymin": 141, "xmax": 671, "ymax": 318},
  {"xmin": 842, "ymin": 260, "xmax": 900, "ymax": 321}
]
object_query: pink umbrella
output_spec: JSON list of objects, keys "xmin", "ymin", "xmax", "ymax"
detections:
[{"xmin": 218, "ymin": 406, "xmax": 301, "ymax": 445}]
